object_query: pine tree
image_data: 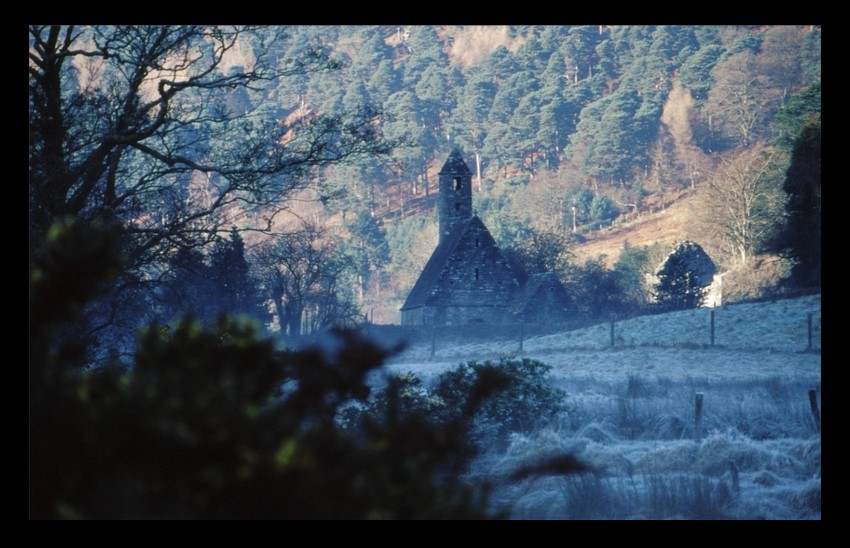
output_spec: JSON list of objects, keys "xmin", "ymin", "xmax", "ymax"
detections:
[
  {"xmin": 654, "ymin": 241, "xmax": 716, "ymax": 310},
  {"xmin": 158, "ymin": 246, "xmax": 216, "ymax": 323},
  {"xmin": 776, "ymin": 121, "xmax": 821, "ymax": 289},
  {"xmin": 208, "ymin": 227, "xmax": 268, "ymax": 324}
]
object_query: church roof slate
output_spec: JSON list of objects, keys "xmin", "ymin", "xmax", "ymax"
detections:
[{"xmin": 401, "ymin": 215, "xmax": 490, "ymax": 311}]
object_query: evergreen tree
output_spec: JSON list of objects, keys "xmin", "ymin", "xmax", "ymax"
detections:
[
  {"xmin": 159, "ymin": 228, "xmax": 268, "ymax": 326},
  {"xmin": 509, "ymin": 92, "xmax": 543, "ymax": 174},
  {"xmin": 564, "ymin": 26, "xmax": 602, "ymax": 81},
  {"xmin": 351, "ymin": 29, "xmax": 394, "ymax": 82},
  {"xmin": 538, "ymin": 26, "xmax": 570, "ymax": 53},
  {"xmin": 342, "ymin": 80, "xmax": 373, "ymax": 115},
  {"xmin": 654, "ymin": 241, "xmax": 716, "ymax": 310},
  {"xmin": 514, "ymin": 37, "xmax": 548, "ymax": 74},
  {"xmin": 566, "ymin": 187, "xmax": 594, "ymax": 227},
  {"xmin": 568, "ymin": 258, "xmax": 624, "ymax": 319},
  {"xmin": 158, "ymin": 246, "xmax": 216, "ymax": 323},
  {"xmin": 573, "ymin": 88, "xmax": 647, "ymax": 183},
  {"xmin": 368, "ymin": 59, "xmax": 401, "ymax": 105},
  {"xmin": 482, "ymin": 45, "xmax": 521, "ymax": 84},
  {"xmin": 649, "ymin": 25, "xmax": 697, "ymax": 69},
  {"xmin": 774, "ymin": 82, "xmax": 821, "ymax": 151},
  {"xmin": 613, "ymin": 241, "xmax": 651, "ymax": 312},
  {"xmin": 208, "ymin": 227, "xmax": 268, "ymax": 323},
  {"xmin": 607, "ymin": 25, "xmax": 652, "ymax": 71},
  {"xmin": 536, "ymin": 93, "xmax": 568, "ymax": 169},
  {"xmin": 774, "ymin": 121, "xmax": 821, "ymax": 289},
  {"xmin": 799, "ymin": 27, "xmax": 821, "ymax": 83},
  {"xmin": 383, "ymin": 90, "xmax": 436, "ymax": 194},
  {"xmin": 403, "ymin": 26, "xmax": 447, "ymax": 86},
  {"xmin": 415, "ymin": 63, "xmax": 461, "ymax": 141},
  {"xmin": 589, "ymin": 193, "xmax": 620, "ymax": 225},
  {"xmin": 655, "ymin": 255, "xmax": 705, "ymax": 310},
  {"xmin": 482, "ymin": 122, "xmax": 514, "ymax": 179},
  {"xmin": 679, "ymin": 44, "xmax": 725, "ymax": 104},
  {"xmin": 343, "ymin": 209, "xmax": 391, "ymax": 301},
  {"xmin": 448, "ymin": 75, "xmax": 496, "ymax": 154},
  {"xmin": 487, "ymin": 71, "xmax": 539, "ymax": 125},
  {"xmin": 595, "ymin": 39, "xmax": 617, "ymax": 79}
]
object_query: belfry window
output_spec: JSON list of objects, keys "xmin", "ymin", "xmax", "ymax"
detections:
[{"xmin": 454, "ymin": 177, "xmax": 462, "ymax": 191}]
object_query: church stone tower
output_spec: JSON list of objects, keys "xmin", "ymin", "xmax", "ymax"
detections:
[{"xmin": 438, "ymin": 148, "xmax": 473, "ymax": 244}]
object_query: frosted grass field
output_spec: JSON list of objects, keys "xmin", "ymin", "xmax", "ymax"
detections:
[{"xmin": 384, "ymin": 295, "xmax": 822, "ymax": 519}]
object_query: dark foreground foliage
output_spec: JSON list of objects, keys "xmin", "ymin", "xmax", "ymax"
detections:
[
  {"xmin": 30, "ymin": 220, "xmax": 506, "ymax": 519},
  {"xmin": 30, "ymin": 219, "xmax": 582, "ymax": 519}
]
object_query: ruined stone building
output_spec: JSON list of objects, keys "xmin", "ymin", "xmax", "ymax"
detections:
[{"xmin": 400, "ymin": 149, "xmax": 571, "ymax": 326}]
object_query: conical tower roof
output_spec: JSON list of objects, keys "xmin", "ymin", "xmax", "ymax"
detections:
[{"xmin": 438, "ymin": 148, "xmax": 471, "ymax": 175}]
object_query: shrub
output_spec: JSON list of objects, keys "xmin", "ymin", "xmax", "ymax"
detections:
[
  {"xmin": 434, "ymin": 357, "xmax": 567, "ymax": 436},
  {"xmin": 30, "ymin": 219, "xmax": 500, "ymax": 519},
  {"xmin": 589, "ymin": 193, "xmax": 619, "ymax": 224}
]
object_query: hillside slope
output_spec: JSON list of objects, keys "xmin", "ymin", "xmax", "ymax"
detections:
[{"xmin": 573, "ymin": 189, "xmax": 700, "ymax": 267}]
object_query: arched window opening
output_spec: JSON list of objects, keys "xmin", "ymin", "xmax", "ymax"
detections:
[
  {"xmin": 475, "ymin": 267, "xmax": 479, "ymax": 280},
  {"xmin": 454, "ymin": 177, "xmax": 462, "ymax": 191}
]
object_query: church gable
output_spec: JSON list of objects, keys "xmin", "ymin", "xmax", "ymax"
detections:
[
  {"xmin": 427, "ymin": 217, "xmax": 519, "ymax": 308},
  {"xmin": 401, "ymin": 216, "xmax": 519, "ymax": 313}
]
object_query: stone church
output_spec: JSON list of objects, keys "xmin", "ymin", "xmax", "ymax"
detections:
[{"xmin": 400, "ymin": 149, "xmax": 571, "ymax": 326}]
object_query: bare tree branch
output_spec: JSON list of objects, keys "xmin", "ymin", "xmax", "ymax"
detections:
[{"xmin": 30, "ymin": 25, "xmax": 391, "ymax": 354}]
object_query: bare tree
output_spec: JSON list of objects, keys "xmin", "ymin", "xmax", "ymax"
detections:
[
  {"xmin": 29, "ymin": 26, "xmax": 389, "ymax": 352},
  {"xmin": 701, "ymin": 144, "xmax": 785, "ymax": 266},
  {"xmin": 253, "ymin": 225, "xmax": 359, "ymax": 340}
]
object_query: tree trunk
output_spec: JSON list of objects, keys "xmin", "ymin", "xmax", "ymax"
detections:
[
  {"xmin": 423, "ymin": 166, "xmax": 429, "ymax": 197},
  {"xmin": 288, "ymin": 312, "xmax": 301, "ymax": 339}
]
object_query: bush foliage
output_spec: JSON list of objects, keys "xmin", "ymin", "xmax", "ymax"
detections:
[
  {"xmin": 29, "ymin": 220, "xmax": 508, "ymax": 519},
  {"xmin": 434, "ymin": 358, "xmax": 568, "ymax": 436},
  {"xmin": 30, "ymin": 219, "xmax": 578, "ymax": 519}
]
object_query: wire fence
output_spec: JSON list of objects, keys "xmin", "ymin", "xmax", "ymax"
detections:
[{"xmin": 359, "ymin": 306, "xmax": 821, "ymax": 358}]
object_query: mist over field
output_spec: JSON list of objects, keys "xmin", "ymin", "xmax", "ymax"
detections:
[{"xmin": 382, "ymin": 294, "xmax": 821, "ymax": 519}]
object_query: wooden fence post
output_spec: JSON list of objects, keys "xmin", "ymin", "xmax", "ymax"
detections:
[
  {"xmin": 694, "ymin": 393, "xmax": 704, "ymax": 442},
  {"xmin": 519, "ymin": 321, "xmax": 524, "ymax": 352},
  {"xmin": 808, "ymin": 389, "xmax": 820, "ymax": 433},
  {"xmin": 710, "ymin": 310, "xmax": 715, "ymax": 346},
  {"xmin": 610, "ymin": 317, "xmax": 615, "ymax": 348},
  {"xmin": 729, "ymin": 461, "xmax": 740, "ymax": 494},
  {"xmin": 807, "ymin": 313, "xmax": 813, "ymax": 350}
]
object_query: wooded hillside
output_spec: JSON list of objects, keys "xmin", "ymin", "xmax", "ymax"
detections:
[
  {"xmin": 29, "ymin": 25, "xmax": 821, "ymax": 333},
  {"xmin": 274, "ymin": 25, "xmax": 820, "ymax": 322}
]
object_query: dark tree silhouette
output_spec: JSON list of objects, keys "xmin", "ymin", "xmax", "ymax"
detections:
[
  {"xmin": 654, "ymin": 241, "xmax": 716, "ymax": 310},
  {"xmin": 29, "ymin": 219, "xmax": 509, "ymax": 520},
  {"xmin": 29, "ymin": 26, "xmax": 390, "ymax": 356},
  {"xmin": 774, "ymin": 121, "xmax": 821, "ymax": 289}
]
